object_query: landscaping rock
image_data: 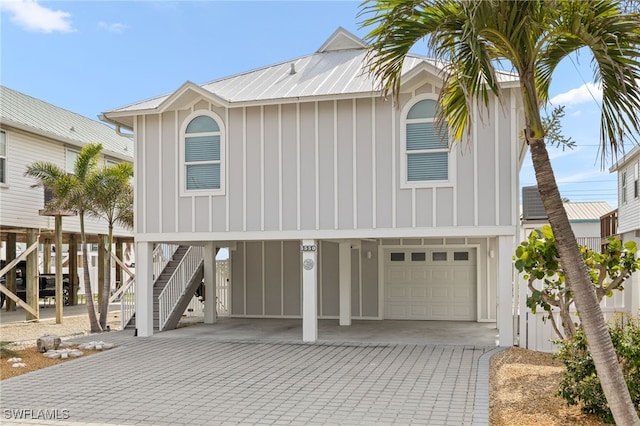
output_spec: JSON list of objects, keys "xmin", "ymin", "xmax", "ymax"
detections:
[
  {"xmin": 36, "ymin": 334, "xmax": 61, "ymax": 353},
  {"xmin": 78, "ymin": 341, "xmax": 115, "ymax": 351},
  {"xmin": 43, "ymin": 349, "xmax": 83, "ymax": 359}
]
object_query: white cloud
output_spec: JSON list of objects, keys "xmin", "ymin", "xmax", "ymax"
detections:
[
  {"xmin": 98, "ymin": 21, "xmax": 128, "ymax": 33},
  {"xmin": 549, "ymin": 82, "xmax": 602, "ymax": 107},
  {"xmin": 0, "ymin": 0, "xmax": 74, "ymax": 33}
]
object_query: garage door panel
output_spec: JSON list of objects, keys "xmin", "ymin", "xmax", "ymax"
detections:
[
  {"xmin": 430, "ymin": 287, "xmax": 450, "ymax": 299},
  {"xmin": 384, "ymin": 249, "xmax": 476, "ymax": 321},
  {"xmin": 411, "ymin": 287, "xmax": 428, "ymax": 298}
]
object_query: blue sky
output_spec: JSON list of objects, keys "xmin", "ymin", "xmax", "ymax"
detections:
[{"xmin": 0, "ymin": 0, "xmax": 623, "ymax": 208}]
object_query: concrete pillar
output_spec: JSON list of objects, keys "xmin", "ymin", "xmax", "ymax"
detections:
[
  {"xmin": 135, "ymin": 241, "xmax": 153, "ymax": 337},
  {"xmin": 26, "ymin": 229, "xmax": 39, "ymax": 321},
  {"xmin": 6, "ymin": 233, "xmax": 17, "ymax": 311},
  {"xmin": 203, "ymin": 243, "xmax": 217, "ymax": 324},
  {"xmin": 497, "ymin": 235, "xmax": 514, "ymax": 347},
  {"xmin": 69, "ymin": 234, "xmax": 78, "ymax": 306},
  {"xmin": 301, "ymin": 239, "xmax": 318, "ymax": 342},
  {"xmin": 339, "ymin": 241, "xmax": 352, "ymax": 326}
]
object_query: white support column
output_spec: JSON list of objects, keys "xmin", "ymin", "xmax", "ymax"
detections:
[
  {"xmin": 497, "ymin": 235, "xmax": 515, "ymax": 347},
  {"xmin": 301, "ymin": 239, "xmax": 318, "ymax": 342},
  {"xmin": 203, "ymin": 242, "xmax": 217, "ymax": 324},
  {"xmin": 135, "ymin": 242, "xmax": 153, "ymax": 337},
  {"xmin": 339, "ymin": 241, "xmax": 351, "ymax": 326}
]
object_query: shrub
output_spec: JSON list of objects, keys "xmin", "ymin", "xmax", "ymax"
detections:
[{"xmin": 554, "ymin": 316, "xmax": 640, "ymax": 423}]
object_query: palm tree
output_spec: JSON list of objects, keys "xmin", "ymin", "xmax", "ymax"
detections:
[
  {"xmin": 25, "ymin": 143, "xmax": 104, "ymax": 333},
  {"xmin": 360, "ymin": 1, "xmax": 640, "ymax": 424},
  {"xmin": 85, "ymin": 162, "xmax": 134, "ymax": 329}
]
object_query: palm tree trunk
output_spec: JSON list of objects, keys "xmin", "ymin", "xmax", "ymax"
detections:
[
  {"xmin": 529, "ymin": 138, "xmax": 639, "ymax": 425},
  {"xmin": 98, "ymin": 226, "xmax": 113, "ymax": 328},
  {"xmin": 80, "ymin": 214, "xmax": 101, "ymax": 333}
]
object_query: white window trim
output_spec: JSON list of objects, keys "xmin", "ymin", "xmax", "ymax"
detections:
[
  {"xmin": 634, "ymin": 162, "xmax": 639, "ymax": 199},
  {"xmin": 400, "ymin": 95, "xmax": 455, "ymax": 189},
  {"xmin": 0, "ymin": 130, "xmax": 7, "ymax": 186},
  {"xmin": 179, "ymin": 110, "xmax": 226, "ymax": 197},
  {"xmin": 66, "ymin": 148, "xmax": 80, "ymax": 175}
]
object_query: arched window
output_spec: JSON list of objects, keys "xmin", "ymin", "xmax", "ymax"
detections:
[
  {"xmin": 183, "ymin": 114, "xmax": 222, "ymax": 192},
  {"xmin": 404, "ymin": 99, "xmax": 449, "ymax": 184}
]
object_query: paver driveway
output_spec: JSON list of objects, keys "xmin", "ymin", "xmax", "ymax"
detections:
[{"xmin": 1, "ymin": 330, "xmax": 496, "ymax": 425}]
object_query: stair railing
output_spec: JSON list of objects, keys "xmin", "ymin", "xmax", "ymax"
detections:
[
  {"xmin": 109, "ymin": 252, "xmax": 136, "ymax": 329},
  {"xmin": 153, "ymin": 244, "xmax": 179, "ymax": 283},
  {"xmin": 158, "ymin": 246, "xmax": 204, "ymax": 331}
]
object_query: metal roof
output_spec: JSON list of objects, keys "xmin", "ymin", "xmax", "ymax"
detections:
[
  {"xmin": 0, "ymin": 85, "xmax": 133, "ymax": 160},
  {"xmin": 106, "ymin": 27, "xmax": 519, "ymax": 115},
  {"xmin": 563, "ymin": 202, "xmax": 613, "ymax": 222}
]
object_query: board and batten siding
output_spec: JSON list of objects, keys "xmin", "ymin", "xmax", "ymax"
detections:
[
  {"xmin": 230, "ymin": 240, "xmax": 379, "ymax": 319},
  {"xmin": 1, "ymin": 127, "xmax": 131, "ymax": 237},
  {"xmin": 136, "ymin": 84, "xmax": 518, "ymax": 237},
  {"xmin": 617, "ymin": 158, "xmax": 640, "ymax": 234}
]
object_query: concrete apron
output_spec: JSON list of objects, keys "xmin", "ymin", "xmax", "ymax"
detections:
[{"xmin": 160, "ymin": 317, "xmax": 499, "ymax": 347}]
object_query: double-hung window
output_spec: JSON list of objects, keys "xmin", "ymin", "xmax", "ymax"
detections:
[
  {"xmin": 0, "ymin": 130, "xmax": 6, "ymax": 184},
  {"xmin": 403, "ymin": 98, "xmax": 449, "ymax": 186},
  {"xmin": 182, "ymin": 114, "xmax": 223, "ymax": 194},
  {"xmin": 621, "ymin": 171, "xmax": 627, "ymax": 204},
  {"xmin": 66, "ymin": 148, "xmax": 79, "ymax": 174}
]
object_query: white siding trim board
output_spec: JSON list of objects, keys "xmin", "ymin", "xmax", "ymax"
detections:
[
  {"xmin": 372, "ymin": 99, "xmax": 377, "ymax": 229},
  {"xmin": 473, "ymin": 102, "xmax": 479, "ymax": 227},
  {"xmin": 261, "ymin": 106, "xmax": 265, "ymax": 231},
  {"xmin": 137, "ymin": 225, "xmax": 517, "ymax": 243},
  {"xmin": 352, "ymin": 99, "xmax": 358, "ymax": 229},
  {"xmin": 494, "ymin": 98, "xmax": 500, "ymax": 226},
  {"xmin": 243, "ymin": 107, "xmax": 247, "ymax": 231},
  {"xmin": 278, "ymin": 104, "xmax": 283, "ymax": 232},
  {"xmin": 333, "ymin": 100, "xmax": 339, "ymax": 230},
  {"xmin": 315, "ymin": 102, "xmax": 320, "ymax": 230},
  {"xmin": 297, "ymin": 103, "xmax": 301, "ymax": 231}
]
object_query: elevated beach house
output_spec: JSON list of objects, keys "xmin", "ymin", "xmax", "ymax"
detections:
[{"xmin": 101, "ymin": 28, "xmax": 525, "ymax": 344}]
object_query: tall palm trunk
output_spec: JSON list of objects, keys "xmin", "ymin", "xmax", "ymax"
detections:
[
  {"xmin": 98, "ymin": 224, "xmax": 114, "ymax": 328},
  {"xmin": 80, "ymin": 213, "xmax": 101, "ymax": 333},
  {"xmin": 529, "ymin": 138, "xmax": 639, "ymax": 425}
]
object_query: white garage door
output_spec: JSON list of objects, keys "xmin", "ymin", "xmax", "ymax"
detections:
[{"xmin": 384, "ymin": 248, "xmax": 476, "ymax": 320}]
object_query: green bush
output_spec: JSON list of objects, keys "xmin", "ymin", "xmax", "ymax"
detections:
[{"xmin": 554, "ymin": 316, "xmax": 640, "ymax": 423}]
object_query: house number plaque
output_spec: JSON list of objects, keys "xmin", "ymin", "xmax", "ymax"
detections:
[{"xmin": 300, "ymin": 245, "xmax": 317, "ymax": 252}]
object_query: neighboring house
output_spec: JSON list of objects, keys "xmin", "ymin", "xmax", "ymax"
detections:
[
  {"xmin": 102, "ymin": 28, "xmax": 526, "ymax": 344},
  {"xmin": 609, "ymin": 144, "xmax": 640, "ymax": 317},
  {"xmin": 520, "ymin": 191, "xmax": 613, "ymax": 251},
  {"xmin": 0, "ymin": 85, "xmax": 134, "ymax": 305}
]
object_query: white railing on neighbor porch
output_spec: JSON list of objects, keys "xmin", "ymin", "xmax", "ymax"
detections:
[
  {"xmin": 158, "ymin": 246, "xmax": 204, "ymax": 331},
  {"xmin": 108, "ymin": 252, "xmax": 136, "ymax": 330},
  {"xmin": 153, "ymin": 244, "xmax": 179, "ymax": 283}
]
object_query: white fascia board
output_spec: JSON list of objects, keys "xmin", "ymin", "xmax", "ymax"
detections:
[
  {"xmin": 157, "ymin": 81, "xmax": 230, "ymax": 113},
  {"xmin": 1, "ymin": 119, "xmax": 133, "ymax": 162},
  {"xmin": 136, "ymin": 225, "xmax": 518, "ymax": 243},
  {"xmin": 610, "ymin": 144, "xmax": 640, "ymax": 172}
]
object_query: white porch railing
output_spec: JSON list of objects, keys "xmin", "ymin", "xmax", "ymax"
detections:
[
  {"xmin": 158, "ymin": 246, "xmax": 204, "ymax": 331},
  {"xmin": 181, "ymin": 259, "xmax": 230, "ymax": 317},
  {"xmin": 216, "ymin": 260, "xmax": 229, "ymax": 316},
  {"xmin": 153, "ymin": 244, "xmax": 179, "ymax": 283}
]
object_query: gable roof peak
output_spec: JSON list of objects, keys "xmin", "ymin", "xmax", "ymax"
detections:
[{"xmin": 317, "ymin": 27, "xmax": 367, "ymax": 53}]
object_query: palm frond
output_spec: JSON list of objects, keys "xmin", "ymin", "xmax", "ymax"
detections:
[{"xmin": 75, "ymin": 143, "xmax": 102, "ymax": 180}]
